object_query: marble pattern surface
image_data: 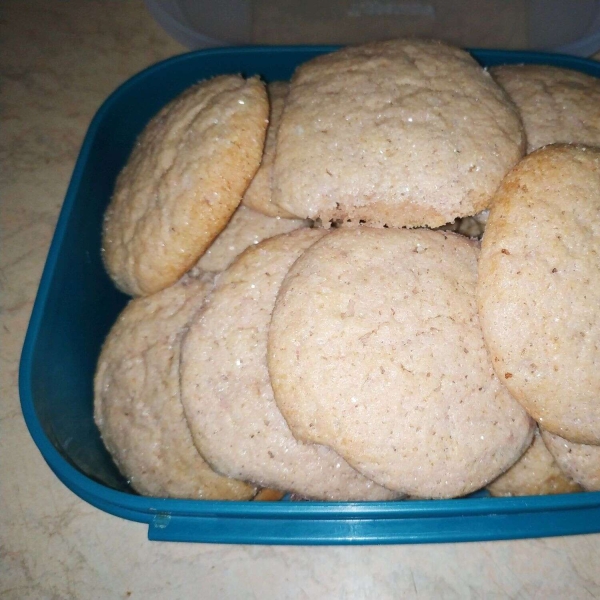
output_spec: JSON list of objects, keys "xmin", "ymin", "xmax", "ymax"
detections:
[{"xmin": 2, "ymin": 1, "xmax": 600, "ymax": 598}]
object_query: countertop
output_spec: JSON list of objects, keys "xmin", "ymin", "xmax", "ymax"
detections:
[{"xmin": 2, "ymin": 1, "xmax": 600, "ymax": 598}]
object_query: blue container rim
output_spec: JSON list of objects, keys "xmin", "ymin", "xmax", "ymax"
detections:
[{"xmin": 18, "ymin": 45, "xmax": 600, "ymax": 538}]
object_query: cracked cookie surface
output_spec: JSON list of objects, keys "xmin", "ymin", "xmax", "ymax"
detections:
[
  {"xmin": 492, "ymin": 65, "xmax": 600, "ymax": 152},
  {"xmin": 181, "ymin": 229, "xmax": 398, "ymax": 500},
  {"xmin": 541, "ymin": 430, "xmax": 600, "ymax": 492},
  {"xmin": 478, "ymin": 145, "xmax": 600, "ymax": 445},
  {"xmin": 196, "ymin": 205, "xmax": 308, "ymax": 273},
  {"xmin": 94, "ymin": 269, "xmax": 256, "ymax": 499},
  {"xmin": 273, "ymin": 39, "xmax": 524, "ymax": 227},
  {"xmin": 242, "ymin": 82, "xmax": 297, "ymax": 218},
  {"xmin": 102, "ymin": 75, "xmax": 268, "ymax": 296},
  {"xmin": 268, "ymin": 227, "xmax": 533, "ymax": 498},
  {"xmin": 487, "ymin": 428, "xmax": 581, "ymax": 497}
]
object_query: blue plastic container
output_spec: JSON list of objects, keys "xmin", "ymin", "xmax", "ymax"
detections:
[{"xmin": 19, "ymin": 46, "xmax": 600, "ymax": 544}]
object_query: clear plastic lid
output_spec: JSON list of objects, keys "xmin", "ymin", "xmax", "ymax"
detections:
[{"xmin": 145, "ymin": 0, "xmax": 600, "ymax": 56}]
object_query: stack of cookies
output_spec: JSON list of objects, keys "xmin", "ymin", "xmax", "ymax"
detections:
[{"xmin": 94, "ymin": 39, "xmax": 600, "ymax": 501}]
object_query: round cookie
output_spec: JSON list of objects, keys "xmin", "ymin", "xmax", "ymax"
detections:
[
  {"xmin": 94, "ymin": 269, "xmax": 256, "ymax": 500},
  {"xmin": 492, "ymin": 65, "xmax": 600, "ymax": 153},
  {"xmin": 268, "ymin": 227, "xmax": 534, "ymax": 499},
  {"xmin": 102, "ymin": 75, "xmax": 268, "ymax": 296},
  {"xmin": 242, "ymin": 82, "xmax": 297, "ymax": 218},
  {"xmin": 541, "ymin": 430, "xmax": 600, "ymax": 492},
  {"xmin": 487, "ymin": 428, "xmax": 582, "ymax": 497},
  {"xmin": 478, "ymin": 144, "xmax": 600, "ymax": 444},
  {"xmin": 180, "ymin": 229, "xmax": 398, "ymax": 501},
  {"xmin": 272, "ymin": 39, "xmax": 524, "ymax": 228},
  {"xmin": 195, "ymin": 205, "xmax": 308, "ymax": 273}
]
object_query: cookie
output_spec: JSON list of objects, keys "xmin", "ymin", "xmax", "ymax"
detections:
[
  {"xmin": 487, "ymin": 428, "xmax": 582, "ymax": 497},
  {"xmin": 478, "ymin": 145, "xmax": 600, "ymax": 444},
  {"xmin": 242, "ymin": 82, "xmax": 297, "ymax": 218},
  {"xmin": 492, "ymin": 65, "xmax": 600, "ymax": 152},
  {"xmin": 94, "ymin": 269, "xmax": 256, "ymax": 500},
  {"xmin": 195, "ymin": 205, "xmax": 308, "ymax": 272},
  {"xmin": 180, "ymin": 229, "xmax": 397, "ymax": 501},
  {"xmin": 272, "ymin": 39, "xmax": 524, "ymax": 228},
  {"xmin": 268, "ymin": 227, "xmax": 534, "ymax": 498},
  {"xmin": 253, "ymin": 489, "xmax": 286, "ymax": 501},
  {"xmin": 541, "ymin": 430, "xmax": 600, "ymax": 492},
  {"xmin": 102, "ymin": 75, "xmax": 268, "ymax": 296}
]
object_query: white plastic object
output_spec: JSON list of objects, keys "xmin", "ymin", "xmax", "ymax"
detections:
[{"xmin": 145, "ymin": 0, "xmax": 600, "ymax": 57}]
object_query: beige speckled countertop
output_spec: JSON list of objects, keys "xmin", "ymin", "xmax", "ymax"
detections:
[{"xmin": 2, "ymin": 1, "xmax": 600, "ymax": 598}]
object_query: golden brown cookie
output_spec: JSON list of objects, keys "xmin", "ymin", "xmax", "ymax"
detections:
[
  {"xmin": 102, "ymin": 75, "xmax": 268, "ymax": 296},
  {"xmin": 268, "ymin": 227, "xmax": 534, "ymax": 498},
  {"xmin": 94, "ymin": 269, "xmax": 256, "ymax": 500},
  {"xmin": 253, "ymin": 489, "xmax": 287, "ymax": 501},
  {"xmin": 492, "ymin": 65, "xmax": 600, "ymax": 152},
  {"xmin": 478, "ymin": 144, "xmax": 600, "ymax": 444},
  {"xmin": 541, "ymin": 430, "xmax": 600, "ymax": 492},
  {"xmin": 242, "ymin": 82, "xmax": 297, "ymax": 218},
  {"xmin": 180, "ymin": 229, "xmax": 398, "ymax": 501},
  {"xmin": 273, "ymin": 39, "xmax": 524, "ymax": 228},
  {"xmin": 487, "ymin": 428, "xmax": 582, "ymax": 497},
  {"xmin": 195, "ymin": 205, "xmax": 308, "ymax": 272}
]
